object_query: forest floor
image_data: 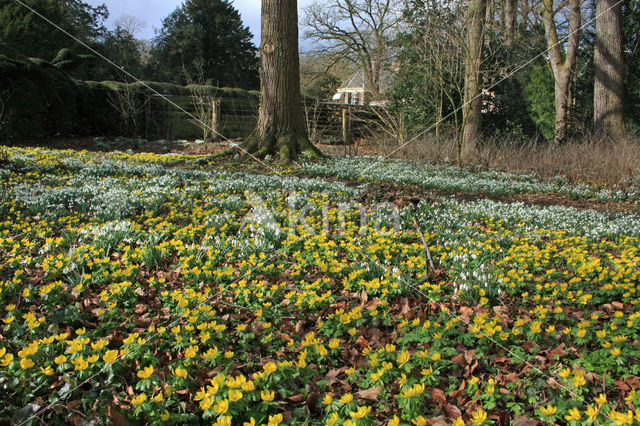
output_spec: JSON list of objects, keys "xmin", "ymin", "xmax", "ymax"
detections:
[{"xmin": 1, "ymin": 143, "xmax": 639, "ymax": 425}]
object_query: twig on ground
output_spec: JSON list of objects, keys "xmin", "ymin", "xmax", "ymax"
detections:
[{"xmin": 412, "ymin": 216, "xmax": 437, "ymax": 276}]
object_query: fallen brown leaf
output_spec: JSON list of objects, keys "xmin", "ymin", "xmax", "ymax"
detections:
[{"xmin": 355, "ymin": 386, "xmax": 382, "ymax": 402}]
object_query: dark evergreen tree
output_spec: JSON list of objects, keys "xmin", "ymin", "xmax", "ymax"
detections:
[
  {"xmin": 0, "ymin": 0, "xmax": 107, "ymax": 60},
  {"xmin": 149, "ymin": 0, "xmax": 258, "ymax": 89}
]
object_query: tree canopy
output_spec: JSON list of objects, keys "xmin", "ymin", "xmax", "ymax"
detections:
[
  {"xmin": 149, "ymin": 0, "xmax": 259, "ymax": 90},
  {"xmin": 0, "ymin": 0, "xmax": 107, "ymax": 60}
]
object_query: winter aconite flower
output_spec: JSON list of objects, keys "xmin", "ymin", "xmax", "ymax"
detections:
[
  {"xmin": 103, "ymin": 350, "xmax": 118, "ymax": 364},
  {"xmin": 137, "ymin": 366, "xmax": 154, "ymax": 379},
  {"xmin": 173, "ymin": 367, "xmax": 188, "ymax": 378},
  {"xmin": 565, "ymin": 407, "xmax": 581, "ymax": 421},
  {"xmin": 349, "ymin": 406, "xmax": 371, "ymax": 419},
  {"xmin": 131, "ymin": 394, "xmax": 146, "ymax": 406}
]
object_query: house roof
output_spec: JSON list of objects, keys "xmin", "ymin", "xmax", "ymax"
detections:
[
  {"xmin": 337, "ymin": 68, "xmax": 393, "ymax": 93},
  {"xmin": 339, "ymin": 70, "xmax": 367, "ymax": 90}
]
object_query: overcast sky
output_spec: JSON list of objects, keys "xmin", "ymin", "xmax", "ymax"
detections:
[{"xmin": 86, "ymin": 0, "xmax": 315, "ymax": 46}]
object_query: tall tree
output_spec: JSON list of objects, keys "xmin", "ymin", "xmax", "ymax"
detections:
[
  {"xmin": 593, "ymin": 0, "xmax": 625, "ymax": 138},
  {"xmin": 0, "ymin": 0, "xmax": 107, "ymax": 60},
  {"xmin": 461, "ymin": 0, "xmax": 488, "ymax": 159},
  {"xmin": 503, "ymin": 0, "xmax": 517, "ymax": 39},
  {"xmin": 302, "ymin": 0, "xmax": 402, "ymax": 99},
  {"xmin": 622, "ymin": 0, "xmax": 640, "ymax": 130},
  {"xmin": 244, "ymin": 0, "xmax": 322, "ymax": 161},
  {"xmin": 541, "ymin": 0, "xmax": 582, "ymax": 143},
  {"xmin": 390, "ymin": 0, "xmax": 466, "ymax": 153},
  {"xmin": 150, "ymin": 0, "xmax": 258, "ymax": 89}
]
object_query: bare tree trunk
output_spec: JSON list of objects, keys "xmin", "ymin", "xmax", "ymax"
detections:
[
  {"xmin": 244, "ymin": 0, "xmax": 323, "ymax": 161},
  {"xmin": 594, "ymin": 0, "xmax": 625, "ymax": 139},
  {"xmin": 462, "ymin": 0, "xmax": 488, "ymax": 163},
  {"xmin": 541, "ymin": 0, "xmax": 581, "ymax": 143},
  {"xmin": 504, "ymin": 0, "xmax": 517, "ymax": 39}
]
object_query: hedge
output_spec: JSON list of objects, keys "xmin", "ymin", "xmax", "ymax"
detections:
[{"xmin": 0, "ymin": 52, "xmax": 260, "ymax": 142}]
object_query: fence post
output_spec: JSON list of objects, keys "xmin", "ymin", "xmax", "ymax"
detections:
[
  {"xmin": 342, "ymin": 104, "xmax": 351, "ymax": 146},
  {"xmin": 211, "ymin": 99, "xmax": 221, "ymax": 140},
  {"xmin": 145, "ymin": 93, "xmax": 151, "ymax": 140}
]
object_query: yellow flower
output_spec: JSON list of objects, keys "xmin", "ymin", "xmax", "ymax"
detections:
[
  {"xmin": 229, "ymin": 389, "xmax": 243, "ymax": 402},
  {"xmin": 242, "ymin": 380, "xmax": 255, "ymax": 392},
  {"xmin": 40, "ymin": 365, "xmax": 54, "ymax": 376},
  {"xmin": 595, "ymin": 393, "xmax": 607, "ymax": 407},
  {"xmin": 611, "ymin": 347, "xmax": 621, "ymax": 357},
  {"xmin": 213, "ymin": 398, "xmax": 229, "ymax": 415},
  {"xmin": 268, "ymin": 414, "xmax": 283, "ymax": 426},
  {"xmin": 471, "ymin": 408, "xmax": 488, "ymax": 425},
  {"xmin": 224, "ymin": 351, "xmax": 234, "ymax": 359},
  {"xmin": 349, "ymin": 406, "xmax": 371, "ymax": 419},
  {"xmin": 322, "ymin": 394, "xmax": 333, "ymax": 405},
  {"xmin": 610, "ymin": 410, "xmax": 634, "ymax": 425},
  {"xmin": 329, "ymin": 338, "xmax": 340, "ymax": 349},
  {"xmin": 137, "ymin": 365, "xmax": 154, "ymax": 379},
  {"xmin": 397, "ymin": 350, "xmax": 411, "ymax": 367},
  {"xmin": 151, "ymin": 393, "xmax": 163, "ymax": 403},
  {"xmin": 55, "ymin": 355, "xmax": 67, "ymax": 365},
  {"xmin": 160, "ymin": 410, "xmax": 170, "ymax": 421},
  {"xmin": 540, "ymin": 404, "xmax": 557, "ymax": 416},
  {"xmin": 468, "ymin": 376, "xmax": 480, "ymax": 386},
  {"xmin": 559, "ymin": 368, "xmax": 571, "ymax": 378},
  {"xmin": 73, "ymin": 357, "xmax": 89, "ymax": 371},
  {"xmin": 565, "ymin": 407, "xmax": 581, "ymax": 421},
  {"xmin": 326, "ymin": 412, "xmax": 339, "ymax": 426},
  {"xmin": 243, "ymin": 418, "xmax": 256, "ymax": 426},
  {"xmin": 199, "ymin": 396, "xmax": 214, "ymax": 411},
  {"xmin": 412, "ymin": 416, "xmax": 427, "ymax": 426},
  {"xmin": 261, "ymin": 390, "xmax": 275, "ymax": 401},
  {"xmin": 173, "ymin": 367, "xmax": 188, "ymax": 378},
  {"xmin": 486, "ymin": 378, "xmax": 496, "ymax": 394},
  {"xmin": 20, "ymin": 357, "xmax": 34, "ymax": 369},
  {"xmin": 103, "ymin": 350, "xmax": 118, "ymax": 364},
  {"xmin": 131, "ymin": 394, "xmax": 146, "ymax": 406},
  {"xmin": 573, "ymin": 372, "xmax": 586, "ymax": 388},
  {"xmin": 452, "ymin": 418, "xmax": 465, "ymax": 426},
  {"xmin": 185, "ymin": 345, "xmax": 198, "ymax": 359},
  {"xmin": 398, "ymin": 373, "xmax": 408, "ymax": 387},
  {"xmin": 264, "ymin": 361, "xmax": 277, "ymax": 374},
  {"xmin": 214, "ymin": 416, "xmax": 232, "ymax": 426},
  {"xmin": 339, "ymin": 393, "xmax": 353, "ymax": 404},
  {"xmin": 431, "ymin": 352, "xmax": 441, "ymax": 361},
  {"xmin": 388, "ymin": 415, "xmax": 401, "ymax": 426},
  {"xmin": 585, "ymin": 405, "xmax": 599, "ymax": 423},
  {"xmin": 1, "ymin": 353, "xmax": 14, "ymax": 366}
]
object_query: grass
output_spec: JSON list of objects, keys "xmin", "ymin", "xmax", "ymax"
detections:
[
  {"xmin": 369, "ymin": 133, "xmax": 640, "ymax": 190},
  {"xmin": 0, "ymin": 145, "xmax": 639, "ymax": 425}
]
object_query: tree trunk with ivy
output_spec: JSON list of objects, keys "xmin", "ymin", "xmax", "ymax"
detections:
[
  {"xmin": 243, "ymin": 0, "xmax": 323, "ymax": 162},
  {"xmin": 541, "ymin": 0, "xmax": 581, "ymax": 143},
  {"xmin": 461, "ymin": 0, "xmax": 488, "ymax": 164}
]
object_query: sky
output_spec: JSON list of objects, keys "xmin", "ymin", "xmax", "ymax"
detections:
[{"xmin": 86, "ymin": 0, "xmax": 315, "ymax": 46}]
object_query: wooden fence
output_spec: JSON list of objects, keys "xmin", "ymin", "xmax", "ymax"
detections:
[{"xmin": 143, "ymin": 94, "xmax": 381, "ymax": 144}]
